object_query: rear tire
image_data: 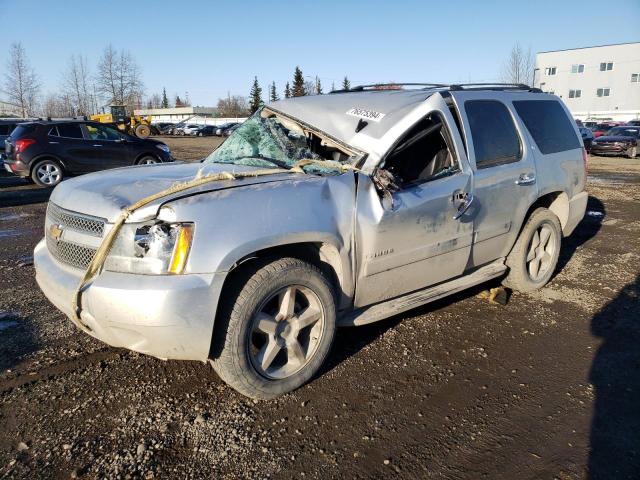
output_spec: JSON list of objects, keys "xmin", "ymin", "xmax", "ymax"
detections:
[
  {"xmin": 210, "ymin": 257, "xmax": 336, "ymax": 399},
  {"xmin": 31, "ymin": 159, "xmax": 63, "ymax": 187},
  {"xmin": 503, "ymin": 208, "xmax": 562, "ymax": 293}
]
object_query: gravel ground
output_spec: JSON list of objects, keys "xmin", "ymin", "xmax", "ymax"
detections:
[{"xmin": 0, "ymin": 139, "xmax": 639, "ymax": 479}]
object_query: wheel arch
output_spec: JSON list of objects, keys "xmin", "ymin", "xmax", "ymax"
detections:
[
  {"xmin": 527, "ymin": 190, "xmax": 570, "ymax": 234},
  {"xmin": 29, "ymin": 154, "xmax": 68, "ymax": 174},
  {"xmin": 134, "ymin": 152, "xmax": 160, "ymax": 164},
  {"xmin": 219, "ymin": 241, "xmax": 351, "ymax": 311}
]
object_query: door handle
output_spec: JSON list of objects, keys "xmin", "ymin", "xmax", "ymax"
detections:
[
  {"xmin": 515, "ymin": 172, "xmax": 536, "ymax": 185},
  {"xmin": 48, "ymin": 141, "xmax": 59, "ymax": 144},
  {"xmin": 453, "ymin": 192, "xmax": 474, "ymax": 220},
  {"xmin": 92, "ymin": 144, "xmax": 103, "ymax": 147}
]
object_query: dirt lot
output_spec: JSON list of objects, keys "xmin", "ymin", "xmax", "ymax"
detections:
[{"xmin": 0, "ymin": 137, "xmax": 639, "ymax": 479}]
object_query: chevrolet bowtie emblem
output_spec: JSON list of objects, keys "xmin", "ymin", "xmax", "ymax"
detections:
[{"xmin": 49, "ymin": 223, "xmax": 64, "ymax": 242}]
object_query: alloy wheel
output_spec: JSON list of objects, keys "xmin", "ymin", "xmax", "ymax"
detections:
[
  {"xmin": 36, "ymin": 162, "xmax": 62, "ymax": 185},
  {"xmin": 526, "ymin": 224, "xmax": 557, "ymax": 281},
  {"xmin": 248, "ymin": 285, "xmax": 325, "ymax": 380}
]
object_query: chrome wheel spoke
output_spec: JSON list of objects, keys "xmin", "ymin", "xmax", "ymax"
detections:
[
  {"xmin": 257, "ymin": 339, "xmax": 281, "ymax": 371},
  {"xmin": 287, "ymin": 339, "xmax": 306, "ymax": 366},
  {"xmin": 292, "ymin": 305, "xmax": 321, "ymax": 330},
  {"xmin": 255, "ymin": 313, "xmax": 278, "ymax": 335},
  {"xmin": 539, "ymin": 227, "xmax": 551, "ymax": 249},
  {"xmin": 529, "ymin": 257, "xmax": 540, "ymax": 278},
  {"xmin": 278, "ymin": 286, "xmax": 296, "ymax": 319}
]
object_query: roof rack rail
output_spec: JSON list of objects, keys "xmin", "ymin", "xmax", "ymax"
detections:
[
  {"xmin": 449, "ymin": 82, "xmax": 542, "ymax": 93},
  {"xmin": 330, "ymin": 83, "xmax": 449, "ymax": 93},
  {"xmin": 330, "ymin": 82, "xmax": 542, "ymax": 94}
]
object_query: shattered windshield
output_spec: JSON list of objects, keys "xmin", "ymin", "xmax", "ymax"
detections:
[{"xmin": 204, "ymin": 109, "xmax": 353, "ymax": 174}]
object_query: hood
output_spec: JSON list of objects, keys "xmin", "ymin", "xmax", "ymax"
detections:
[
  {"xmin": 50, "ymin": 162, "xmax": 301, "ymax": 222},
  {"xmin": 594, "ymin": 135, "xmax": 637, "ymax": 143}
]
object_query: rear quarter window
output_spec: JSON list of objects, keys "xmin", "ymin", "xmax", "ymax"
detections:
[
  {"xmin": 513, "ymin": 100, "xmax": 581, "ymax": 154},
  {"xmin": 8, "ymin": 124, "xmax": 33, "ymax": 139}
]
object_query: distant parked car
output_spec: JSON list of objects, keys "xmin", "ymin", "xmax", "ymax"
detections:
[
  {"xmin": 155, "ymin": 122, "xmax": 175, "ymax": 135},
  {"xmin": 223, "ymin": 124, "xmax": 240, "ymax": 137},
  {"xmin": 583, "ymin": 121, "xmax": 598, "ymax": 129},
  {"xmin": 590, "ymin": 126, "xmax": 639, "ymax": 158},
  {"xmin": 592, "ymin": 122, "xmax": 623, "ymax": 138},
  {"xmin": 215, "ymin": 122, "xmax": 238, "ymax": 136},
  {"xmin": 579, "ymin": 127, "xmax": 594, "ymax": 152},
  {"xmin": 626, "ymin": 120, "xmax": 640, "ymax": 127},
  {"xmin": 3, "ymin": 120, "xmax": 173, "ymax": 186},
  {"xmin": 178, "ymin": 124, "xmax": 201, "ymax": 136},
  {"xmin": 194, "ymin": 125, "xmax": 216, "ymax": 136}
]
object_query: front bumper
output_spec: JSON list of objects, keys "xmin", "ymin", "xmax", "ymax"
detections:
[
  {"xmin": 590, "ymin": 144, "xmax": 630, "ymax": 155},
  {"xmin": 34, "ymin": 239, "xmax": 227, "ymax": 361}
]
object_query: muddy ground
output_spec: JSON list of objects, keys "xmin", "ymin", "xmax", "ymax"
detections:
[{"xmin": 0, "ymin": 136, "xmax": 639, "ymax": 479}]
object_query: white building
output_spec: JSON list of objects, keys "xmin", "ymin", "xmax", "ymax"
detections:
[
  {"xmin": 534, "ymin": 42, "xmax": 640, "ymax": 122},
  {"xmin": 133, "ymin": 106, "xmax": 248, "ymax": 126}
]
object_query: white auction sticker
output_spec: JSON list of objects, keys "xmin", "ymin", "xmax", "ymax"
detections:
[{"xmin": 346, "ymin": 107, "xmax": 386, "ymax": 122}]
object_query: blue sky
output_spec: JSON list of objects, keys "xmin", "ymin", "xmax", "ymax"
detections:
[{"xmin": 0, "ymin": 0, "xmax": 638, "ymax": 106}]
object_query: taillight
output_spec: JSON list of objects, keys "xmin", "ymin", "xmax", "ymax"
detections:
[
  {"xmin": 15, "ymin": 138, "xmax": 36, "ymax": 153},
  {"xmin": 582, "ymin": 147, "xmax": 588, "ymax": 174}
]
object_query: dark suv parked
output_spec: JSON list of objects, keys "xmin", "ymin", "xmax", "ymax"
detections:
[{"xmin": 3, "ymin": 120, "xmax": 173, "ymax": 186}]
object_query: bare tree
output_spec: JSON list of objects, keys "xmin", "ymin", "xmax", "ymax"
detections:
[
  {"xmin": 501, "ymin": 43, "xmax": 535, "ymax": 86},
  {"xmin": 96, "ymin": 44, "xmax": 144, "ymax": 111},
  {"xmin": 63, "ymin": 55, "xmax": 92, "ymax": 115},
  {"xmin": 42, "ymin": 92, "xmax": 74, "ymax": 118},
  {"xmin": 3, "ymin": 42, "xmax": 40, "ymax": 117},
  {"xmin": 146, "ymin": 93, "xmax": 162, "ymax": 109},
  {"xmin": 216, "ymin": 93, "xmax": 249, "ymax": 118}
]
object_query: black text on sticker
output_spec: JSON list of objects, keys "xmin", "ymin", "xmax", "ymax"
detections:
[{"xmin": 346, "ymin": 107, "xmax": 386, "ymax": 123}]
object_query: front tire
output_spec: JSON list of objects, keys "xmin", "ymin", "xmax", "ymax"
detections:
[
  {"xmin": 136, "ymin": 156, "xmax": 158, "ymax": 165},
  {"xmin": 31, "ymin": 159, "xmax": 63, "ymax": 187},
  {"xmin": 503, "ymin": 208, "xmax": 562, "ymax": 293},
  {"xmin": 210, "ymin": 257, "xmax": 336, "ymax": 399},
  {"xmin": 628, "ymin": 146, "xmax": 637, "ymax": 159},
  {"xmin": 134, "ymin": 124, "xmax": 151, "ymax": 138}
]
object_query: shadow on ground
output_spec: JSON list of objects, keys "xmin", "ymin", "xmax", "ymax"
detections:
[
  {"xmin": 0, "ymin": 311, "xmax": 39, "ymax": 372},
  {"xmin": 588, "ymin": 273, "xmax": 640, "ymax": 479}
]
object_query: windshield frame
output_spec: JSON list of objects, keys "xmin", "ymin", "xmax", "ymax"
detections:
[{"xmin": 206, "ymin": 107, "xmax": 366, "ymax": 169}]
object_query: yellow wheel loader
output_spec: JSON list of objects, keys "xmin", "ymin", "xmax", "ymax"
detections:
[{"xmin": 90, "ymin": 105, "xmax": 154, "ymax": 138}]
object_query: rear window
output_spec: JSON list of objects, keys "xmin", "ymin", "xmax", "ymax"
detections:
[
  {"xmin": 9, "ymin": 124, "xmax": 33, "ymax": 139},
  {"xmin": 513, "ymin": 100, "xmax": 581, "ymax": 154},
  {"xmin": 465, "ymin": 100, "xmax": 522, "ymax": 168},
  {"xmin": 51, "ymin": 123, "xmax": 84, "ymax": 139}
]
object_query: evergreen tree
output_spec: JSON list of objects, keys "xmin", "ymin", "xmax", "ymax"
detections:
[
  {"xmin": 249, "ymin": 76, "xmax": 263, "ymax": 113},
  {"xmin": 269, "ymin": 81, "xmax": 279, "ymax": 102},
  {"xmin": 175, "ymin": 95, "xmax": 184, "ymax": 107},
  {"xmin": 161, "ymin": 87, "xmax": 169, "ymax": 108},
  {"xmin": 342, "ymin": 76, "xmax": 350, "ymax": 90},
  {"xmin": 284, "ymin": 82, "xmax": 291, "ymax": 98},
  {"xmin": 292, "ymin": 66, "xmax": 306, "ymax": 97},
  {"xmin": 315, "ymin": 76, "xmax": 323, "ymax": 95}
]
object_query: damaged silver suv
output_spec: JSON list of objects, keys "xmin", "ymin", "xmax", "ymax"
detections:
[{"xmin": 34, "ymin": 83, "xmax": 587, "ymax": 399}]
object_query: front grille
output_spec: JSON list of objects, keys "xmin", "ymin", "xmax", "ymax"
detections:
[
  {"xmin": 45, "ymin": 202, "xmax": 106, "ymax": 269},
  {"xmin": 46, "ymin": 235, "xmax": 96, "ymax": 269},
  {"xmin": 47, "ymin": 202, "xmax": 105, "ymax": 237}
]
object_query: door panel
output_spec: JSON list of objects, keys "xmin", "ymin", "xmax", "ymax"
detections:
[
  {"xmin": 450, "ymin": 92, "xmax": 538, "ymax": 267},
  {"xmin": 354, "ymin": 171, "xmax": 473, "ymax": 307},
  {"xmin": 83, "ymin": 124, "xmax": 131, "ymax": 170}
]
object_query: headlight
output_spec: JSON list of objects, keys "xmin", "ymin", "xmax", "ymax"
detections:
[
  {"xmin": 104, "ymin": 221, "xmax": 194, "ymax": 274},
  {"xmin": 156, "ymin": 144, "xmax": 170, "ymax": 153}
]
